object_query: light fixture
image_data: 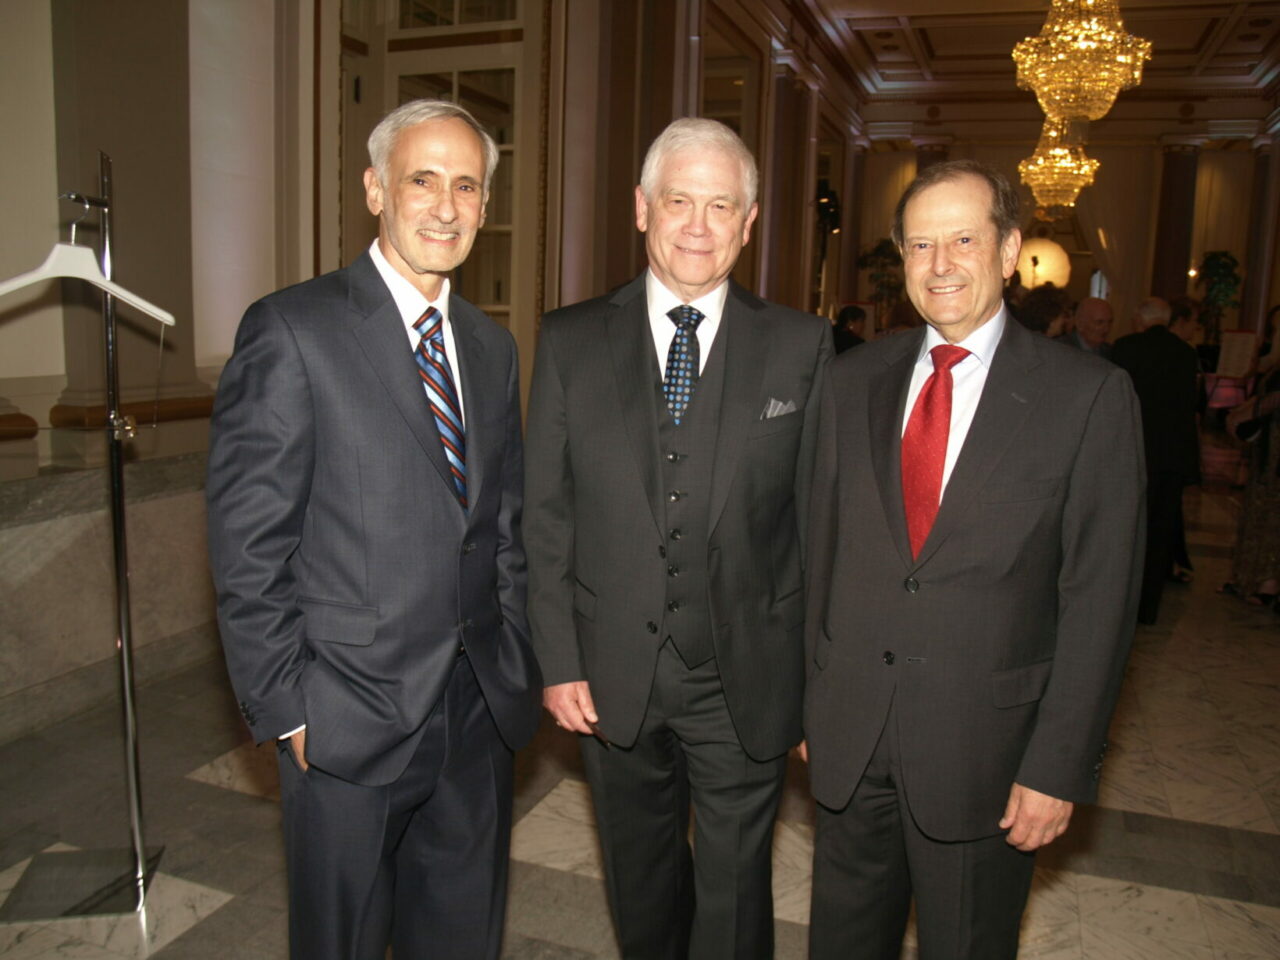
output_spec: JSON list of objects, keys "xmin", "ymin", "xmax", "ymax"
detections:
[
  {"xmin": 1018, "ymin": 117, "xmax": 1100, "ymax": 216},
  {"xmin": 1012, "ymin": 0, "xmax": 1151, "ymax": 122}
]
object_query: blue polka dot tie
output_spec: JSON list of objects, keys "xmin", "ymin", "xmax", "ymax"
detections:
[{"xmin": 663, "ymin": 305, "xmax": 704, "ymax": 425}]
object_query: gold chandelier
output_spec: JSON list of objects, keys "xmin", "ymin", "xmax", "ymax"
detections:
[
  {"xmin": 1012, "ymin": 0, "xmax": 1151, "ymax": 122},
  {"xmin": 1018, "ymin": 117, "xmax": 1100, "ymax": 215}
]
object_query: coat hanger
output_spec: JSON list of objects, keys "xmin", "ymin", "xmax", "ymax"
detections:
[{"xmin": 0, "ymin": 195, "xmax": 175, "ymax": 326}]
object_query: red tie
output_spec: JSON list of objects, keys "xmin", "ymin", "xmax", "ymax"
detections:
[{"xmin": 901, "ymin": 344, "xmax": 970, "ymax": 559}]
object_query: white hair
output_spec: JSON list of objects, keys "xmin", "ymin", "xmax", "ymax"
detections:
[
  {"xmin": 367, "ymin": 99, "xmax": 499, "ymax": 195},
  {"xmin": 639, "ymin": 117, "xmax": 758, "ymax": 209}
]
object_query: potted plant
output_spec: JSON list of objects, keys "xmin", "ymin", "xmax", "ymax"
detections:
[
  {"xmin": 1195, "ymin": 250, "xmax": 1241, "ymax": 344},
  {"xmin": 856, "ymin": 238, "xmax": 904, "ymax": 329}
]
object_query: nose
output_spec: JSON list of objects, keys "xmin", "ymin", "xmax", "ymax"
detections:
[
  {"xmin": 683, "ymin": 204, "xmax": 710, "ymax": 235},
  {"xmin": 432, "ymin": 185, "xmax": 458, "ymax": 223},
  {"xmin": 930, "ymin": 245, "xmax": 953, "ymax": 276}
]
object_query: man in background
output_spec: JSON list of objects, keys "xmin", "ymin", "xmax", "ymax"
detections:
[{"xmin": 1060, "ymin": 296, "xmax": 1114, "ymax": 358}]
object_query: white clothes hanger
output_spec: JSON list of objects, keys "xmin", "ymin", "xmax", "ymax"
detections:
[{"xmin": 0, "ymin": 198, "xmax": 175, "ymax": 326}]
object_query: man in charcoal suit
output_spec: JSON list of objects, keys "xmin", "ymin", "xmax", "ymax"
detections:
[
  {"xmin": 804, "ymin": 160, "xmax": 1144, "ymax": 959},
  {"xmin": 207, "ymin": 99, "xmax": 540, "ymax": 960},
  {"xmin": 524, "ymin": 117, "xmax": 830, "ymax": 959}
]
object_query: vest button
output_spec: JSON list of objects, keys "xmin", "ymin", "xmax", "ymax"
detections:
[
  {"xmin": 883, "ymin": 650, "xmax": 895, "ymax": 665},
  {"xmin": 904, "ymin": 577, "xmax": 920, "ymax": 593},
  {"xmin": 667, "ymin": 600, "xmax": 680, "ymax": 612},
  {"xmin": 646, "ymin": 621, "xmax": 658, "ymax": 634},
  {"xmin": 669, "ymin": 528, "xmax": 682, "ymax": 541},
  {"xmin": 667, "ymin": 564, "xmax": 680, "ymax": 577}
]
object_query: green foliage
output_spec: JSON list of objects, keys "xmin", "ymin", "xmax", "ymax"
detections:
[
  {"xmin": 857, "ymin": 238, "xmax": 904, "ymax": 312},
  {"xmin": 1195, "ymin": 250, "xmax": 1241, "ymax": 342}
]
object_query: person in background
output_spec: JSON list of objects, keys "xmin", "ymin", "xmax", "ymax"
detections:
[
  {"xmin": 833, "ymin": 303, "xmax": 868, "ymax": 353},
  {"xmin": 1014, "ymin": 282, "xmax": 1073, "ymax": 338},
  {"xmin": 1111, "ymin": 297, "xmax": 1201, "ymax": 624},
  {"xmin": 1060, "ymin": 296, "xmax": 1113, "ymax": 358}
]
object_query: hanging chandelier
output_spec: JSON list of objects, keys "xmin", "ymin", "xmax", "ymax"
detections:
[
  {"xmin": 1012, "ymin": 0, "xmax": 1151, "ymax": 121},
  {"xmin": 1018, "ymin": 117, "xmax": 1100, "ymax": 216}
]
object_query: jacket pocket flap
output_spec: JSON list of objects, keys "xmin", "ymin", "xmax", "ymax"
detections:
[
  {"xmin": 299, "ymin": 598, "xmax": 377, "ymax": 646},
  {"xmin": 991, "ymin": 658, "xmax": 1053, "ymax": 708}
]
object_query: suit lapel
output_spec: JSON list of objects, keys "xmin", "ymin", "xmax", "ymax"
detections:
[
  {"xmin": 347, "ymin": 255, "xmax": 461, "ymax": 502},
  {"xmin": 869, "ymin": 329, "xmax": 923, "ymax": 569},
  {"xmin": 450, "ymin": 296, "xmax": 489, "ymax": 513},
  {"xmin": 606, "ymin": 279, "xmax": 665, "ymax": 534},
  {"xmin": 707, "ymin": 285, "xmax": 768, "ymax": 535},
  {"xmin": 913, "ymin": 318, "xmax": 1044, "ymax": 567}
]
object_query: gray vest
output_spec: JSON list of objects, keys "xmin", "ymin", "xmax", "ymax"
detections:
[{"xmin": 655, "ymin": 326, "xmax": 727, "ymax": 668}]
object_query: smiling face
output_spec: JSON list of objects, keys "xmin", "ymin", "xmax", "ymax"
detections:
[
  {"xmin": 363, "ymin": 116, "xmax": 487, "ymax": 301},
  {"xmin": 900, "ymin": 173, "xmax": 1021, "ymax": 344},
  {"xmin": 635, "ymin": 146, "xmax": 758, "ymax": 302}
]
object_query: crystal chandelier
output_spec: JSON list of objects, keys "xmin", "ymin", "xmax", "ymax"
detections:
[
  {"xmin": 1018, "ymin": 117, "xmax": 1100, "ymax": 215},
  {"xmin": 1012, "ymin": 0, "xmax": 1151, "ymax": 122}
]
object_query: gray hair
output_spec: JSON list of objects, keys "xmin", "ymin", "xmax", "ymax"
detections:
[
  {"xmin": 892, "ymin": 159, "xmax": 1020, "ymax": 249},
  {"xmin": 367, "ymin": 99, "xmax": 500, "ymax": 196},
  {"xmin": 1135, "ymin": 296, "xmax": 1171, "ymax": 327},
  {"xmin": 639, "ymin": 117, "xmax": 759, "ymax": 210}
]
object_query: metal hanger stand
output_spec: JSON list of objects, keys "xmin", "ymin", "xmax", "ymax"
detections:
[{"xmin": 0, "ymin": 152, "xmax": 163, "ymax": 923}]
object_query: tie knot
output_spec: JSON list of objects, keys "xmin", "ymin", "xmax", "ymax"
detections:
[
  {"xmin": 930, "ymin": 344, "xmax": 969, "ymax": 373},
  {"xmin": 667, "ymin": 305, "xmax": 704, "ymax": 330},
  {"xmin": 414, "ymin": 306, "xmax": 443, "ymax": 341}
]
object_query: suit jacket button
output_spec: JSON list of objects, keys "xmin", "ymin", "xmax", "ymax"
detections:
[
  {"xmin": 646, "ymin": 621, "xmax": 658, "ymax": 634},
  {"xmin": 669, "ymin": 528, "xmax": 682, "ymax": 541},
  {"xmin": 883, "ymin": 650, "xmax": 895, "ymax": 665},
  {"xmin": 462, "ymin": 541, "xmax": 476, "ymax": 554},
  {"xmin": 666, "ymin": 451, "xmax": 680, "ymax": 462},
  {"xmin": 461, "ymin": 618, "xmax": 474, "ymax": 631},
  {"xmin": 668, "ymin": 490, "xmax": 681, "ymax": 502},
  {"xmin": 903, "ymin": 577, "xmax": 920, "ymax": 593}
]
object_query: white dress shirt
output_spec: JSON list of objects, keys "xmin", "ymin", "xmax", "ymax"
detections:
[
  {"xmin": 369, "ymin": 239, "xmax": 466, "ymax": 426},
  {"xmin": 645, "ymin": 270, "xmax": 729, "ymax": 375},
  {"xmin": 900, "ymin": 308, "xmax": 1007, "ymax": 500}
]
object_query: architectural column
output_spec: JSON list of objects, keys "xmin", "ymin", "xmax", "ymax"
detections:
[
  {"xmin": 839, "ymin": 139, "xmax": 867, "ymax": 306},
  {"xmin": 48, "ymin": 0, "xmax": 213, "ymax": 469},
  {"xmin": 1150, "ymin": 140, "xmax": 1201, "ymax": 301},
  {"xmin": 760, "ymin": 63, "xmax": 812, "ymax": 308},
  {"xmin": 1242, "ymin": 131, "xmax": 1279, "ymax": 334}
]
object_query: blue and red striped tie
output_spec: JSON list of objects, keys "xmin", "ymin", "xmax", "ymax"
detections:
[{"xmin": 413, "ymin": 307, "xmax": 467, "ymax": 508}]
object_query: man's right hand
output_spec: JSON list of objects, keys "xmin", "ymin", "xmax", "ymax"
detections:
[
  {"xmin": 287, "ymin": 728, "xmax": 309, "ymax": 771},
  {"xmin": 543, "ymin": 681, "xmax": 598, "ymax": 735}
]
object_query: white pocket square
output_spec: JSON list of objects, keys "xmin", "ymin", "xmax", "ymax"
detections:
[{"xmin": 762, "ymin": 398, "xmax": 797, "ymax": 419}]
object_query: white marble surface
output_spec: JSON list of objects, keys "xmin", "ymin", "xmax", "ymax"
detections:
[
  {"xmin": 0, "ymin": 845, "xmax": 232, "ymax": 959},
  {"xmin": 185, "ymin": 741, "xmax": 280, "ymax": 801}
]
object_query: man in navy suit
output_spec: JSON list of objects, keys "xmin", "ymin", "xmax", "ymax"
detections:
[{"xmin": 207, "ymin": 100, "xmax": 540, "ymax": 960}]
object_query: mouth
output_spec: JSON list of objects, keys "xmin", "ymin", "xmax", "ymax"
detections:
[
  {"xmin": 674, "ymin": 244, "xmax": 713, "ymax": 257},
  {"xmin": 928, "ymin": 283, "xmax": 965, "ymax": 295},
  {"xmin": 418, "ymin": 227, "xmax": 460, "ymax": 243}
]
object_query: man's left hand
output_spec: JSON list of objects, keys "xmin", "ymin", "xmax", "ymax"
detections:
[{"xmin": 999, "ymin": 782, "xmax": 1073, "ymax": 851}]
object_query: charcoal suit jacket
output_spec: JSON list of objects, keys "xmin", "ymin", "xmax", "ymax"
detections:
[
  {"xmin": 804, "ymin": 318, "xmax": 1144, "ymax": 840},
  {"xmin": 207, "ymin": 252, "xmax": 541, "ymax": 787}
]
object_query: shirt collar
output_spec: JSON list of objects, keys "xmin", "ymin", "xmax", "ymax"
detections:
[
  {"xmin": 645, "ymin": 269, "xmax": 729, "ymax": 326},
  {"xmin": 920, "ymin": 304, "xmax": 1007, "ymax": 369},
  {"xmin": 368, "ymin": 239, "xmax": 451, "ymax": 336}
]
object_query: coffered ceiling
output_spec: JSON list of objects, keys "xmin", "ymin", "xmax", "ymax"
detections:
[{"xmin": 801, "ymin": 0, "xmax": 1280, "ymax": 144}]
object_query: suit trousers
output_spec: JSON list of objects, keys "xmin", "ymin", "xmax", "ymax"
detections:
[
  {"xmin": 276, "ymin": 653, "xmax": 513, "ymax": 960},
  {"xmin": 580, "ymin": 640, "xmax": 786, "ymax": 960},
  {"xmin": 1138, "ymin": 473, "xmax": 1186, "ymax": 624},
  {"xmin": 809, "ymin": 695, "xmax": 1035, "ymax": 960}
]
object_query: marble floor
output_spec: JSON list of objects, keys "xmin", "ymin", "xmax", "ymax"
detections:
[{"xmin": 1, "ymin": 487, "xmax": 1278, "ymax": 958}]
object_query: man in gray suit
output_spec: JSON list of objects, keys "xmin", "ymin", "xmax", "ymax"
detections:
[
  {"xmin": 525, "ymin": 118, "xmax": 830, "ymax": 958},
  {"xmin": 207, "ymin": 99, "xmax": 540, "ymax": 960},
  {"xmin": 804, "ymin": 161, "xmax": 1143, "ymax": 959}
]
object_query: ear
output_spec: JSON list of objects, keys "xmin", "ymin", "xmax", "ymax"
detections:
[
  {"xmin": 1001, "ymin": 228, "xmax": 1022, "ymax": 280},
  {"xmin": 364, "ymin": 168, "xmax": 383, "ymax": 217},
  {"xmin": 741, "ymin": 202, "xmax": 759, "ymax": 246},
  {"xmin": 635, "ymin": 185, "xmax": 649, "ymax": 233}
]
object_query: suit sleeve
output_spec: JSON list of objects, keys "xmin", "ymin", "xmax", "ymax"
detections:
[
  {"xmin": 803, "ymin": 365, "xmax": 840, "ymax": 674},
  {"xmin": 795, "ymin": 322, "xmax": 834, "ymax": 566},
  {"xmin": 206, "ymin": 301, "xmax": 314, "ymax": 743},
  {"xmin": 495, "ymin": 332, "xmax": 536, "ymax": 665},
  {"xmin": 1016, "ymin": 365, "xmax": 1145, "ymax": 802},
  {"xmin": 523, "ymin": 321, "xmax": 584, "ymax": 686}
]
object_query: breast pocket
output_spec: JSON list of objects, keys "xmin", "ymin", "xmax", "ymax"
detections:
[{"xmin": 749, "ymin": 410, "xmax": 803, "ymax": 440}]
